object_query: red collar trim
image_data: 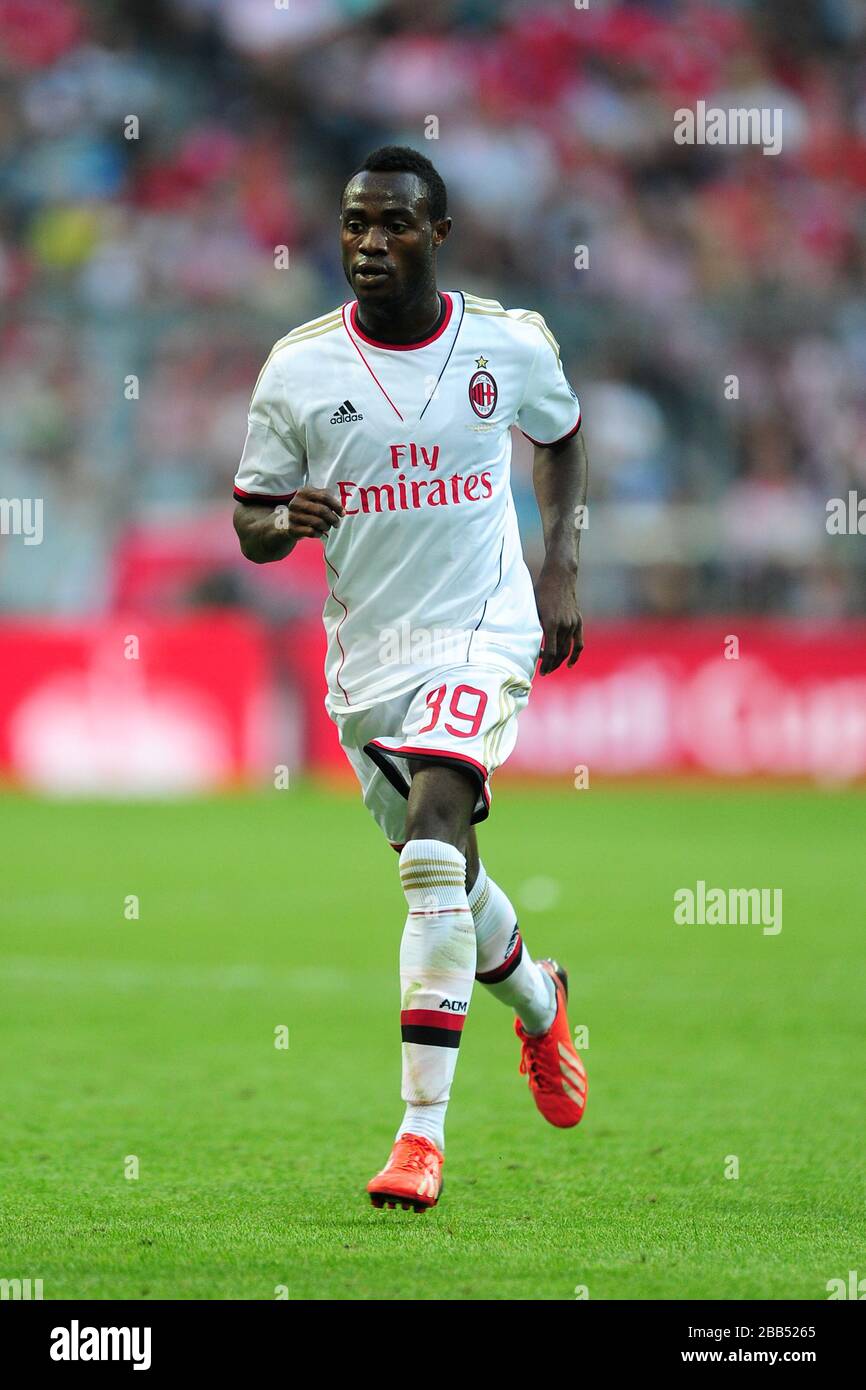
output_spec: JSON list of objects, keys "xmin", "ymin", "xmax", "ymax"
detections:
[{"xmin": 348, "ymin": 292, "xmax": 453, "ymax": 351}]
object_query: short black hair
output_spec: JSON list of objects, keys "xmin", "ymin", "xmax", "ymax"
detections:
[{"xmin": 346, "ymin": 146, "xmax": 448, "ymax": 223}]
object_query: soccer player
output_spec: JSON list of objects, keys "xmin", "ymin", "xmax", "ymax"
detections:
[{"xmin": 233, "ymin": 147, "xmax": 588, "ymax": 1211}]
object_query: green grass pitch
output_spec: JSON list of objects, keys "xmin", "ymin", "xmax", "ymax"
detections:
[{"xmin": 0, "ymin": 783, "xmax": 863, "ymax": 1301}]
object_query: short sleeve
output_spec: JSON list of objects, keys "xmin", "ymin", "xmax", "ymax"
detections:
[
  {"xmin": 233, "ymin": 349, "xmax": 307, "ymax": 504},
  {"xmin": 515, "ymin": 327, "xmax": 581, "ymax": 447}
]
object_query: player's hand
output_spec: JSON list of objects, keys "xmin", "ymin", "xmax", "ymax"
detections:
[
  {"xmin": 285, "ymin": 487, "xmax": 345, "ymax": 540},
  {"xmin": 534, "ymin": 565, "xmax": 583, "ymax": 674}
]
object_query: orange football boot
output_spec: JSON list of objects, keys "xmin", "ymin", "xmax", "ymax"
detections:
[
  {"xmin": 367, "ymin": 1133, "xmax": 444, "ymax": 1212},
  {"xmin": 515, "ymin": 959, "xmax": 587, "ymax": 1127}
]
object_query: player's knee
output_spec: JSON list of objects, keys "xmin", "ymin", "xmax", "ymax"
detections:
[
  {"xmin": 403, "ymin": 787, "xmax": 470, "ymax": 857},
  {"xmin": 404, "ymin": 795, "xmax": 461, "ymax": 847},
  {"xmin": 406, "ymin": 762, "xmax": 474, "ymax": 846},
  {"xmin": 403, "ymin": 819, "xmax": 466, "ymax": 857}
]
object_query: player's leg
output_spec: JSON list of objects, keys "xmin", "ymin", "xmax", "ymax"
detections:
[
  {"xmin": 395, "ymin": 760, "xmax": 477, "ymax": 1144},
  {"xmin": 332, "ymin": 701, "xmax": 454, "ymax": 1207},
  {"xmin": 367, "ymin": 759, "xmax": 476, "ymax": 1209},
  {"xmin": 463, "ymin": 822, "xmax": 556, "ymax": 1035},
  {"xmin": 459, "ymin": 785, "xmax": 587, "ymax": 1127},
  {"xmin": 365, "ymin": 661, "xmax": 586, "ymax": 1208}
]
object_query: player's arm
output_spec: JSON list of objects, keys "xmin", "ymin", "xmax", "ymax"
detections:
[
  {"xmin": 515, "ymin": 317, "xmax": 588, "ymax": 675},
  {"xmin": 532, "ymin": 429, "xmax": 588, "ymax": 673},
  {"xmin": 233, "ymin": 490, "xmax": 344, "ymax": 564},
  {"xmin": 232, "ymin": 347, "xmax": 343, "ymax": 563}
]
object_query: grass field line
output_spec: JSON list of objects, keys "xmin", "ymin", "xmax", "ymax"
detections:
[{"xmin": 0, "ymin": 956, "xmax": 359, "ymax": 993}]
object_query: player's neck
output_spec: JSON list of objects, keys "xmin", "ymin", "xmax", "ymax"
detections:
[{"xmin": 354, "ymin": 287, "xmax": 443, "ymax": 346}]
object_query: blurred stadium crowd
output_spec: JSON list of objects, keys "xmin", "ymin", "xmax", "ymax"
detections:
[{"xmin": 1, "ymin": 0, "xmax": 865, "ymax": 620}]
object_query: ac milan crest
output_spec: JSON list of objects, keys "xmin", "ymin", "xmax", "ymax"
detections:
[{"xmin": 468, "ymin": 368, "xmax": 497, "ymax": 419}]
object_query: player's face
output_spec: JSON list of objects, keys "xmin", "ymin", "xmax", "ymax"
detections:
[{"xmin": 340, "ymin": 171, "xmax": 449, "ymax": 305}]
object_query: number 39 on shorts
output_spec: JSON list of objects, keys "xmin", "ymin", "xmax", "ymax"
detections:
[{"xmin": 418, "ymin": 683, "xmax": 488, "ymax": 739}]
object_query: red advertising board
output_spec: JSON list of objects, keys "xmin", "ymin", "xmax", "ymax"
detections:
[
  {"xmin": 288, "ymin": 620, "xmax": 866, "ymax": 785},
  {"xmin": 0, "ymin": 614, "xmax": 274, "ymax": 793},
  {"xmin": 1, "ymin": 616, "xmax": 864, "ymax": 791}
]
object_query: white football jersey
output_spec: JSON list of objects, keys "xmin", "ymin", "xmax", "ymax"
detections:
[{"xmin": 234, "ymin": 290, "xmax": 581, "ymax": 712}]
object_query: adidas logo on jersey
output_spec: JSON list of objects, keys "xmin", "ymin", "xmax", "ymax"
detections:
[{"xmin": 330, "ymin": 399, "xmax": 364, "ymax": 424}]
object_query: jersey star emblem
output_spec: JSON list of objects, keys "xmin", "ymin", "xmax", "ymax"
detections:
[{"xmin": 475, "ymin": 355, "xmax": 489, "ymax": 368}]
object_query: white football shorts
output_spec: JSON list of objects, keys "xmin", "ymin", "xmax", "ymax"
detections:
[{"xmin": 330, "ymin": 662, "xmax": 534, "ymax": 849}]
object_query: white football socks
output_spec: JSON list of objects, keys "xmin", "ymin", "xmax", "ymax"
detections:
[
  {"xmin": 468, "ymin": 861, "xmax": 556, "ymax": 1035},
  {"xmin": 395, "ymin": 839, "xmax": 476, "ymax": 1153}
]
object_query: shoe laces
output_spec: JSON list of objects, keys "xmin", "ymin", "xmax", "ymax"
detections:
[
  {"xmin": 392, "ymin": 1135, "xmax": 436, "ymax": 1171},
  {"xmin": 518, "ymin": 1031, "xmax": 560, "ymax": 1093}
]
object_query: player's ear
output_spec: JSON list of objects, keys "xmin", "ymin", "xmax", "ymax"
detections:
[{"xmin": 432, "ymin": 217, "xmax": 452, "ymax": 249}]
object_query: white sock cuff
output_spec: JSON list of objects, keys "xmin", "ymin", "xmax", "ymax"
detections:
[{"xmin": 399, "ymin": 839, "xmax": 467, "ymax": 909}]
